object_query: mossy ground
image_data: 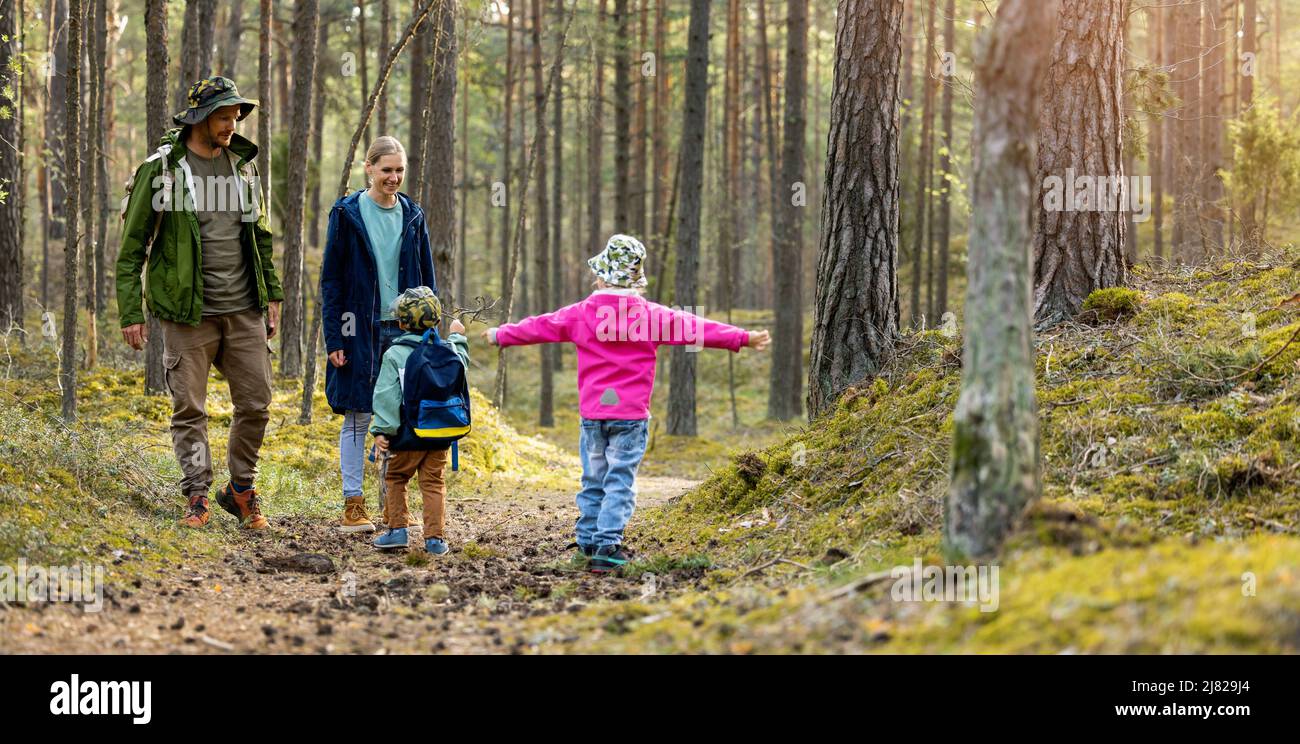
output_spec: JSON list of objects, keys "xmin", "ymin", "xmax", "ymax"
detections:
[
  {"xmin": 0, "ymin": 339, "xmax": 577, "ymax": 587},
  {"xmin": 5, "ymin": 257, "xmax": 1300, "ymax": 652}
]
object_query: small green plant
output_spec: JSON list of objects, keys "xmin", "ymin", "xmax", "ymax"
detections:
[
  {"xmin": 621, "ymin": 553, "xmax": 713, "ymax": 580},
  {"xmin": 460, "ymin": 541, "xmax": 500, "ymax": 560}
]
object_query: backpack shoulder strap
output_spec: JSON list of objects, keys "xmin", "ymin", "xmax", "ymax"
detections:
[{"xmin": 122, "ymin": 144, "xmax": 175, "ymax": 254}]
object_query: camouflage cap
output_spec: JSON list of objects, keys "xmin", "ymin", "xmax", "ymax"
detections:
[
  {"xmin": 393, "ymin": 287, "xmax": 443, "ymax": 331},
  {"xmin": 173, "ymin": 76, "xmax": 258, "ymax": 126}
]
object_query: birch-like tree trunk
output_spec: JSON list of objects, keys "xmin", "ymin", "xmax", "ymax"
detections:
[{"xmin": 946, "ymin": 0, "xmax": 1058, "ymax": 559}]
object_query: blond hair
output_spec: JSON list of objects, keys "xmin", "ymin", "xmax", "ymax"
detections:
[{"xmin": 365, "ymin": 136, "xmax": 407, "ymax": 165}]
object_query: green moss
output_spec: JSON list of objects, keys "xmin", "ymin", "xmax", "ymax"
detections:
[{"xmin": 1082, "ymin": 287, "xmax": 1143, "ymax": 322}]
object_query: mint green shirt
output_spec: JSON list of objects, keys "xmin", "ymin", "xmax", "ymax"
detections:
[{"xmin": 359, "ymin": 190, "xmax": 405, "ymax": 319}]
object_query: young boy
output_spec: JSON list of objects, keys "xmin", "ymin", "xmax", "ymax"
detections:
[{"xmin": 370, "ymin": 287, "xmax": 470, "ymax": 555}]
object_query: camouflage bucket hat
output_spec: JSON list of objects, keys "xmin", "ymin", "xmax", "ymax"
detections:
[
  {"xmin": 588, "ymin": 234, "xmax": 648, "ymax": 289},
  {"xmin": 173, "ymin": 76, "xmax": 258, "ymax": 126},
  {"xmin": 393, "ymin": 287, "xmax": 443, "ymax": 331}
]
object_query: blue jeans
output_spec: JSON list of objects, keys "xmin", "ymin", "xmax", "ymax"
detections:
[
  {"xmin": 576, "ymin": 418, "xmax": 649, "ymax": 548},
  {"xmin": 339, "ymin": 323, "xmax": 403, "ymax": 502},
  {"xmin": 340, "ymin": 410, "xmax": 372, "ymax": 499}
]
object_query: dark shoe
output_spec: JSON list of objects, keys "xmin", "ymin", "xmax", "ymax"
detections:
[
  {"xmin": 215, "ymin": 482, "xmax": 269, "ymax": 530},
  {"xmin": 590, "ymin": 544, "xmax": 628, "ymax": 574},
  {"xmin": 564, "ymin": 542, "xmax": 594, "ymax": 568}
]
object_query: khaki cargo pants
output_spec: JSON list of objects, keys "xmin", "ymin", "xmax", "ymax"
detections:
[
  {"xmin": 160, "ymin": 309, "xmax": 273, "ymax": 497},
  {"xmin": 383, "ymin": 448, "xmax": 450, "ymax": 539}
]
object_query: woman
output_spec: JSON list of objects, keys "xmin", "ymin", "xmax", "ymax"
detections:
[{"xmin": 320, "ymin": 136, "xmax": 437, "ymax": 533}]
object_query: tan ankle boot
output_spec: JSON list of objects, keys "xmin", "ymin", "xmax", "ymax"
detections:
[{"xmin": 340, "ymin": 495, "xmax": 376, "ymax": 533}]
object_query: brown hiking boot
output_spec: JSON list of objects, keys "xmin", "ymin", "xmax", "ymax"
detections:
[
  {"xmin": 340, "ymin": 495, "xmax": 376, "ymax": 533},
  {"xmin": 215, "ymin": 482, "xmax": 269, "ymax": 530},
  {"xmin": 179, "ymin": 494, "xmax": 210, "ymax": 528}
]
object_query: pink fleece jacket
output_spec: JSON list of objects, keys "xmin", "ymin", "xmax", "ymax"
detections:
[{"xmin": 495, "ymin": 289, "xmax": 750, "ymax": 420}]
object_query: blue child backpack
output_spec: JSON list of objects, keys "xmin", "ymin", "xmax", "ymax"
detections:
[{"xmin": 390, "ymin": 329, "xmax": 471, "ymax": 468}]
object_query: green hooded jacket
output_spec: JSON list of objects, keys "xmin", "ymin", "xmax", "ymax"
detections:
[{"xmin": 115, "ymin": 127, "xmax": 284, "ymax": 328}]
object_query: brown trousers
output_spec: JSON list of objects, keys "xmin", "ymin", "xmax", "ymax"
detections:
[
  {"xmin": 383, "ymin": 448, "xmax": 449, "ymax": 538},
  {"xmin": 160, "ymin": 309, "xmax": 272, "ymax": 496}
]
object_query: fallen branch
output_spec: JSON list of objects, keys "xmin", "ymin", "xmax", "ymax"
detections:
[{"xmin": 819, "ymin": 568, "xmax": 898, "ymax": 602}]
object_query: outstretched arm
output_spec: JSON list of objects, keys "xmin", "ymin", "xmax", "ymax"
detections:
[{"xmin": 482, "ymin": 305, "xmax": 576, "ymax": 347}]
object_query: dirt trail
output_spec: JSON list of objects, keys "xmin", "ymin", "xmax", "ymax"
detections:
[{"xmin": 0, "ymin": 476, "xmax": 700, "ymax": 654}]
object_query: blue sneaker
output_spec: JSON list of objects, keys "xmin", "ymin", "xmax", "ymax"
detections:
[
  {"xmin": 373, "ymin": 527, "xmax": 408, "ymax": 550},
  {"xmin": 425, "ymin": 537, "xmax": 449, "ymax": 555}
]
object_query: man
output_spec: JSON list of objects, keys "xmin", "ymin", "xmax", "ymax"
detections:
[{"xmin": 117, "ymin": 76, "xmax": 283, "ymax": 530}]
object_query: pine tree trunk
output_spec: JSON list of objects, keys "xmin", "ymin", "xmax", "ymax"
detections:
[
  {"xmin": 1200, "ymin": 0, "xmax": 1225, "ymax": 253},
  {"xmin": 408, "ymin": 0, "xmax": 431, "ymax": 198},
  {"xmin": 427, "ymin": 0, "xmax": 458, "ymax": 306},
  {"xmin": 650, "ymin": 0, "xmax": 667, "ymax": 263},
  {"xmin": 946, "ymin": 0, "xmax": 1057, "ymax": 560},
  {"xmin": 586, "ymin": 0, "xmax": 608, "ymax": 298},
  {"xmin": 81, "ymin": 0, "xmax": 98, "ymax": 369},
  {"xmin": 631, "ymin": 0, "xmax": 649, "ymax": 236},
  {"xmin": 550, "ymin": 0, "xmax": 564, "ymax": 361},
  {"xmin": 458, "ymin": 12, "xmax": 469, "ymax": 308},
  {"xmin": 1151, "ymin": 3, "xmax": 1164, "ymax": 262},
  {"xmin": 308, "ymin": 21, "xmax": 329, "ymax": 251},
  {"xmin": 258, "ymin": 0, "xmax": 272, "ymax": 209},
  {"xmin": 1242, "ymin": 0, "xmax": 1256, "ymax": 108},
  {"xmin": 613, "ymin": 0, "xmax": 631, "ymax": 230},
  {"xmin": 908, "ymin": 0, "xmax": 933, "ymax": 328},
  {"xmin": 94, "ymin": 0, "xmax": 116, "ymax": 316},
  {"xmin": 359, "ymin": 0, "xmax": 373, "ymax": 144},
  {"xmin": 1172, "ymin": 0, "xmax": 1201, "ymax": 264},
  {"xmin": 61, "ymin": 0, "xmax": 82, "ymax": 420},
  {"xmin": 220, "ymin": 0, "xmax": 245, "ymax": 79},
  {"xmin": 1031, "ymin": 0, "xmax": 1128, "ymax": 327},
  {"xmin": 379, "ymin": 0, "xmax": 390, "ymax": 134},
  {"xmin": 277, "ymin": 0, "xmax": 320, "ymax": 378},
  {"xmin": 756, "ymin": 0, "xmax": 780, "ymax": 305},
  {"xmin": 47, "ymin": 0, "xmax": 68, "ymax": 240},
  {"xmin": 196, "ymin": 0, "xmax": 216, "ymax": 79},
  {"xmin": 530, "ymin": 0, "xmax": 554, "ymax": 427},
  {"xmin": 277, "ymin": 11, "xmax": 292, "ymax": 132},
  {"xmin": 806, "ymin": 0, "xmax": 902, "ymax": 418},
  {"xmin": 178, "ymin": 0, "xmax": 198, "ymax": 107},
  {"xmin": 767, "ymin": 0, "xmax": 806, "ymax": 422},
  {"xmin": 501, "ymin": 0, "xmax": 514, "ymax": 309},
  {"xmin": 666, "ymin": 0, "xmax": 712, "ymax": 437},
  {"xmin": 143, "ymin": 0, "xmax": 169, "ymax": 395},
  {"xmin": 934, "ymin": 0, "xmax": 953, "ymax": 318},
  {"xmin": 719, "ymin": 0, "xmax": 738, "ymax": 314},
  {"xmin": 0, "ymin": 0, "xmax": 22, "ymax": 336}
]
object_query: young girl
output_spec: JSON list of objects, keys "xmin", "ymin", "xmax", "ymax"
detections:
[{"xmin": 483, "ymin": 235, "xmax": 771, "ymax": 572}]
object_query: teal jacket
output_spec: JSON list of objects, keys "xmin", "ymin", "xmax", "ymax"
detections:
[{"xmin": 369, "ymin": 332, "xmax": 470, "ymax": 437}]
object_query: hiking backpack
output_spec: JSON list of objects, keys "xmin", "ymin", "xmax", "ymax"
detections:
[{"xmin": 390, "ymin": 329, "xmax": 471, "ymax": 468}]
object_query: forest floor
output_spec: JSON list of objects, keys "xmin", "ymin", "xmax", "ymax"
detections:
[
  {"xmin": 5, "ymin": 257, "xmax": 1300, "ymax": 654},
  {"xmin": 0, "ymin": 312, "xmax": 778, "ymax": 654},
  {"xmin": 0, "ymin": 475, "xmax": 700, "ymax": 655}
]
